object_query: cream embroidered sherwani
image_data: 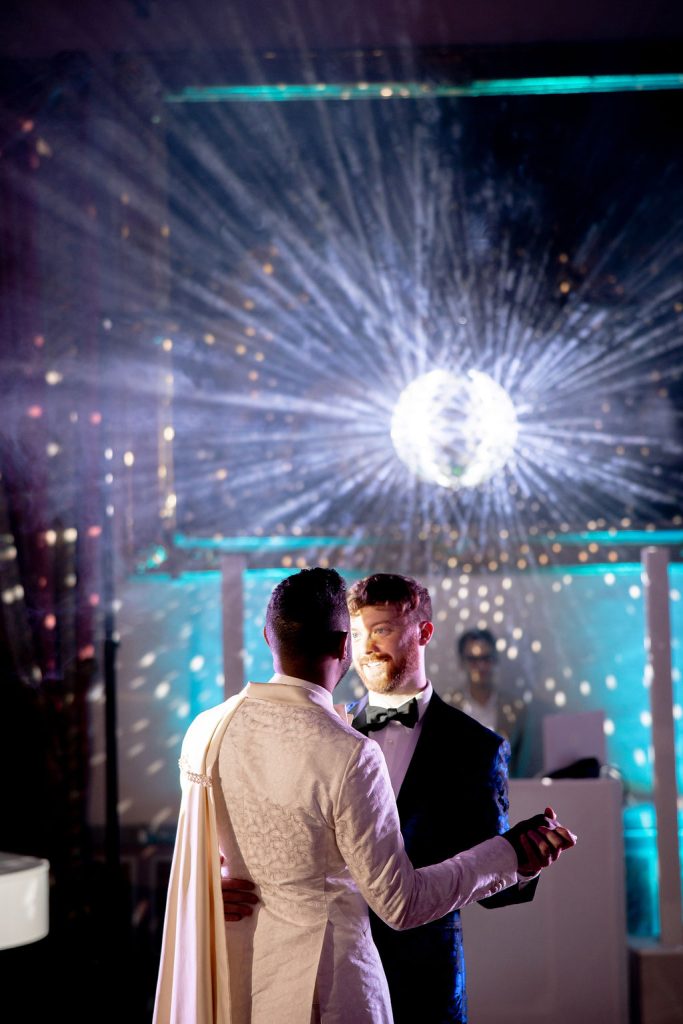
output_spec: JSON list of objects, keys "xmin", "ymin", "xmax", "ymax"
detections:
[{"xmin": 154, "ymin": 676, "xmax": 519, "ymax": 1024}]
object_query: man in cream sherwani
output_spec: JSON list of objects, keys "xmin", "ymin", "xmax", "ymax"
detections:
[{"xmin": 154, "ymin": 568, "xmax": 576, "ymax": 1024}]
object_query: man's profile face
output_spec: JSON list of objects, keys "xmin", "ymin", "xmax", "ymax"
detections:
[
  {"xmin": 350, "ymin": 604, "xmax": 424, "ymax": 695},
  {"xmin": 460, "ymin": 637, "xmax": 496, "ymax": 688}
]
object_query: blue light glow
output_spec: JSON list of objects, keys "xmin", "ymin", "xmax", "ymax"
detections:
[{"xmin": 166, "ymin": 75, "xmax": 683, "ymax": 105}]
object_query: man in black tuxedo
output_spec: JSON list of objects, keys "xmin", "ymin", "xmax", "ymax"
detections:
[{"xmin": 346, "ymin": 573, "xmax": 541, "ymax": 1024}]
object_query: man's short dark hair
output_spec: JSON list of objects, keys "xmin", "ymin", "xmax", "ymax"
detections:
[
  {"xmin": 265, "ymin": 567, "xmax": 349, "ymax": 658},
  {"xmin": 457, "ymin": 627, "xmax": 497, "ymax": 658},
  {"xmin": 347, "ymin": 573, "xmax": 432, "ymax": 623}
]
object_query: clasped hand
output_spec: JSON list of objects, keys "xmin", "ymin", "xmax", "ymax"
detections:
[{"xmin": 503, "ymin": 805, "xmax": 577, "ymax": 876}]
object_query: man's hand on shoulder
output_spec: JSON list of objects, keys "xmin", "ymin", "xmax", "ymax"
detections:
[{"xmin": 503, "ymin": 805, "xmax": 577, "ymax": 877}]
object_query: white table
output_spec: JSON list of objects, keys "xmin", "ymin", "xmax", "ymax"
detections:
[{"xmin": 0, "ymin": 852, "xmax": 49, "ymax": 950}]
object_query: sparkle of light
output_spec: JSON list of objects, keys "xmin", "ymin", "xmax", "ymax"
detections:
[{"xmin": 390, "ymin": 369, "xmax": 518, "ymax": 490}]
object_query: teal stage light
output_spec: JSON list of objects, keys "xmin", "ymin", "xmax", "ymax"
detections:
[{"xmin": 166, "ymin": 74, "xmax": 683, "ymax": 105}]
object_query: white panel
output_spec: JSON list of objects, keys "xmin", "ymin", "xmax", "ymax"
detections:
[{"xmin": 461, "ymin": 778, "xmax": 628, "ymax": 1024}]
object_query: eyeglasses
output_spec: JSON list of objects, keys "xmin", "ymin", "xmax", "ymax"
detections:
[{"xmin": 463, "ymin": 654, "xmax": 495, "ymax": 664}]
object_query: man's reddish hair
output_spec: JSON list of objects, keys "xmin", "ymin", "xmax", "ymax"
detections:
[{"xmin": 347, "ymin": 573, "xmax": 432, "ymax": 622}]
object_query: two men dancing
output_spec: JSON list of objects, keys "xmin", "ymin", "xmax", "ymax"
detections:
[{"xmin": 154, "ymin": 569, "xmax": 576, "ymax": 1023}]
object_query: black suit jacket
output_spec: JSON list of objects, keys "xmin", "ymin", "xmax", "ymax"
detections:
[{"xmin": 351, "ymin": 691, "xmax": 538, "ymax": 1024}]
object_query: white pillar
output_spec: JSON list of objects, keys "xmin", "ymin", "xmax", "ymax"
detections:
[
  {"xmin": 221, "ymin": 554, "xmax": 247, "ymax": 697},
  {"xmin": 642, "ymin": 545, "xmax": 683, "ymax": 945}
]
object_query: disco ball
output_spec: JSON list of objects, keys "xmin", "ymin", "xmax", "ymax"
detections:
[{"xmin": 390, "ymin": 369, "xmax": 518, "ymax": 489}]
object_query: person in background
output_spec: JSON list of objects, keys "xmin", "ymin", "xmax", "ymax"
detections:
[
  {"xmin": 453, "ymin": 628, "xmax": 526, "ymax": 769},
  {"xmin": 452, "ymin": 627, "xmax": 547, "ymax": 778}
]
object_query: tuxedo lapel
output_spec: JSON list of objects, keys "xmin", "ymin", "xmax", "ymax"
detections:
[{"xmin": 395, "ymin": 692, "xmax": 443, "ymax": 813}]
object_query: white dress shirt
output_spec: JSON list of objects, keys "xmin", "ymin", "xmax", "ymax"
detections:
[{"xmin": 365, "ymin": 681, "xmax": 433, "ymax": 796}]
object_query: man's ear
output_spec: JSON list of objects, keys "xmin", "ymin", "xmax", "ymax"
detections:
[
  {"xmin": 419, "ymin": 621, "xmax": 434, "ymax": 646},
  {"xmin": 263, "ymin": 625, "xmax": 271, "ymax": 650},
  {"xmin": 334, "ymin": 630, "xmax": 349, "ymax": 661}
]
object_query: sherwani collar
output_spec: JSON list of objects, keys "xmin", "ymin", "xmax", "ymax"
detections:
[
  {"xmin": 245, "ymin": 675, "xmax": 356, "ymax": 724},
  {"xmin": 268, "ymin": 672, "xmax": 333, "ymax": 701},
  {"xmin": 246, "ymin": 675, "xmax": 343, "ymax": 720}
]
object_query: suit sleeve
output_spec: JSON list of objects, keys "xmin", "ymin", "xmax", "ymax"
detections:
[
  {"xmin": 334, "ymin": 737, "xmax": 520, "ymax": 930},
  {"xmin": 478, "ymin": 734, "xmax": 539, "ymax": 908}
]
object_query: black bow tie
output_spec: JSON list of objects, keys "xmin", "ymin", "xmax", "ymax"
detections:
[{"xmin": 356, "ymin": 698, "xmax": 419, "ymax": 734}]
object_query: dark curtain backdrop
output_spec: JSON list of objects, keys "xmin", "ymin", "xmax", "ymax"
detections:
[{"xmin": 0, "ymin": 53, "xmax": 166, "ymax": 1023}]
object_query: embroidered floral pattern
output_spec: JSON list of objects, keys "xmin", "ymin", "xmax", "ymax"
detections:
[{"xmin": 216, "ymin": 700, "xmax": 356, "ymax": 911}]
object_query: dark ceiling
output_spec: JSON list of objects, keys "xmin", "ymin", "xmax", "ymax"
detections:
[{"xmin": 1, "ymin": 0, "xmax": 683, "ymax": 59}]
